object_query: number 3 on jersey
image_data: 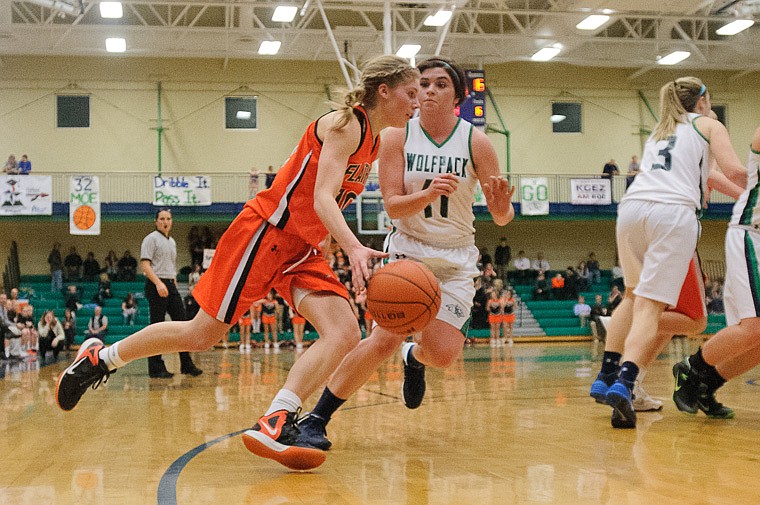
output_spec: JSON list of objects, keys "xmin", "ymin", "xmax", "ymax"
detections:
[
  {"xmin": 422, "ymin": 179, "xmax": 449, "ymax": 218},
  {"xmin": 652, "ymin": 135, "xmax": 677, "ymax": 171}
]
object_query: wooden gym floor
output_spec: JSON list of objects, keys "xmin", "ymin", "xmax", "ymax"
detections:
[{"xmin": 2, "ymin": 338, "xmax": 760, "ymax": 505}]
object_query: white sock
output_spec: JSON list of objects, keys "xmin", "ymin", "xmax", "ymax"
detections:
[
  {"xmin": 98, "ymin": 341, "xmax": 127, "ymax": 371},
  {"xmin": 265, "ymin": 388, "xmax": 302, "ymax": 415}
]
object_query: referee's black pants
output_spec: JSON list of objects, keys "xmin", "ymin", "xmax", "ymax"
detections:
[{"xmin": 145, "ymin": 279, "xmax": 196, "ymax": 375}]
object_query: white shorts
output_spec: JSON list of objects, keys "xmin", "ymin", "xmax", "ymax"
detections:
[
  {"xmin": 617, "ymin": 200, "xmax": 699, "ymax": 306},
  {"xmin": 384, "ymin": 230, "xmax": 479, "ymax": 332},
  {"xmin": 723, "ymin": 227, "xmax": 760, "ymax": 326}
]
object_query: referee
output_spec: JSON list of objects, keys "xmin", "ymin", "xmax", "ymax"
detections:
[{"xmin": 141, "ymin": 209, "xmax": 203, "ymax": 378}]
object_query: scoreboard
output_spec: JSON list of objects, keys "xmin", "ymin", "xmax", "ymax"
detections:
[{"xmin": 457, "ymin": 70, "xmax": 486, "ymax": 127}]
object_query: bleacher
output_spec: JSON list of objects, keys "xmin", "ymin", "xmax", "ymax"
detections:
[{"xmin": 19, "ymin": 275, "xmax": 149, "ymax": 345}]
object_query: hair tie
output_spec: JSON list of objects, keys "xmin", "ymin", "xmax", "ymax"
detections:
[{"xmin": 699, "ymin": 84, "xmax": 707, "ymax": 96}]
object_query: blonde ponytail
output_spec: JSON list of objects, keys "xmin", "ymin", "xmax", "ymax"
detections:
[
  {"xmin": 331, "ymin": 55, "xmax": 418, "ymax": 131},
  {"xmin": 652, "ymin": 76, "xmax": 706, "ymax": 141}
]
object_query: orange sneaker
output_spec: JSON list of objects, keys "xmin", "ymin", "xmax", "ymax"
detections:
[{"xmin": 242, "ymin": 409, "xmax": 326, "ymax": 470}]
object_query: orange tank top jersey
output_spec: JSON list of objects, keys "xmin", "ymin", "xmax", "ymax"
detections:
[
  {"xmin": 193, "ymin": 107, "xmax": 377, "ymax": 325},
  {"xmin": 250, "ymin": 106, "xmax": 378, "ymax": 249}
]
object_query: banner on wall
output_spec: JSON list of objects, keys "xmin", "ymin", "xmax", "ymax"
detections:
[
  {"xmin": 70, "ymin": 175, "xmax": 101, "ymax": 235},
  {"xmin": 0, "ymin": 175, "xmax": 52, "ymax": 216},
  {"xmin": 520, "ymin": 177, "xmax": 549, "ymax": 215},
  {"xmin": 153, "ymin": 175, "xmax": 212, "ymax": 206},
  {"xmin": 570, "ymin": 178, "xmax": 611, "ymax": 205}
]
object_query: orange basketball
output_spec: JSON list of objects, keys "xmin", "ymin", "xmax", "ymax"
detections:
[
  {"xmin": 366, "ymin": 260, "xmax": 441, "ymax": 334},
  {"xmin": 73, "ymin": 205, "xmax": 96, "ymax": 230}
]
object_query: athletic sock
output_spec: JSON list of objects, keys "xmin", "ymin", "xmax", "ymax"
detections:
[
  {"xmin": 98, "ymin": 341, "xmax": 126, "ymax": 371},
  {"xmin": 265, "ymin": 388, "xmax": 302, "ymax": 415},
  {"xmin": 618, "ymin": 361, "xmax": 639, "ymax": 392},
  {"xmin": 600, "ymin": 351, "xmax": 622, "ymax": 380},
  {"xmin": 310, "ymin": 387, "xmax": 346, "ymax": 424},
  {"xmin": 689, "ymin": 348, "xmax": 726, "ymax": 392}
]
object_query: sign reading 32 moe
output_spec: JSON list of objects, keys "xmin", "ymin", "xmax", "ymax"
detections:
[{"xmin": 153, "ymin": 175, "xmax": 212, "ymax": 206}]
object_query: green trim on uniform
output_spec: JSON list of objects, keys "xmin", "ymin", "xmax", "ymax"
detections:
[
  {"xmin": 751, "ymin": 145, "xmax": 760, "ymax": 155},
  {"xmin": 740, "ymin": 166, "xmax": 760, "ymax": 225},
  {"xmin": 382, "ymin": 226, "xmax": 397, "ymax": 265},
  {"xmin": 467, "ymin": 123, "xmax": 474, "ymax": 168},
  {"xmin": 420, "ymin": 118, "xmax": 462, "ymax": 148},
  {"xmin": 459, "ymin": 316, "xmax": 472, "ymax": 337},
  {"xmin": 405, "ymin": 122, "xmax": 410, "ymax": 142},
  {"xmin": 744, "ymin": 231, "xmax": 760, "ymax": 316},
  {"xmin": 691, "ymin": 116, "xmax": 709, "ymax": 144}
]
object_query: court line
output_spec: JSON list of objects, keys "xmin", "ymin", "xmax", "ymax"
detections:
[{"xmin": 157, "ymin": 429, "xmax": 246, "ymax": 505}]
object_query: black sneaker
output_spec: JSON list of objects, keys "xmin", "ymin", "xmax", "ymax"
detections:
[
  {"xmin": 181, "ymin": 366, "xmax": 203, "ymax": 377},
  {"xmin": 697, "ymin": 387, "xmax": 735, "ymax": 419},
  {"xmin": 56, "ymin": 338, "xmax": 114, "ymax": 412},
  {"xmin": 242, "ymin": 409, "xmax": 326, "ymax": 470},
  {"xmin": 297, "ymin": 413, "xmax": 332, "ymax": 450},
  {"xmin": 402, "ymin": 342, "xmax": 425, "ymax": 409},
  {"xmin": 672, "ymin": 359, "xmax": 700, "ymax": 415}
]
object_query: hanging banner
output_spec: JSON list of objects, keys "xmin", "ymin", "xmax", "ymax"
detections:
[
  {"xmin": 571, "ymin": 178, "xmax": 611, "ymax": 205},
  {"xmin": 0, "ymin": 175, "xmax": 52, "ymax": 216},
  {"xmin": 520, "ymin": 177, "xmax": 549, "ymax": 215},
  {"xmin": 153, "ymin": 175, "xmax": 212, "ymax": 206},
  {"xmin": 70, "ymin": 176, "xmax": 101, "ymax": 235}
]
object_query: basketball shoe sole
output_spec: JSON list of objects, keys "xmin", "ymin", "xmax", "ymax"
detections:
[{"xmin": 242, "ymin": 430, "xmax": 326, "ymax": 471}]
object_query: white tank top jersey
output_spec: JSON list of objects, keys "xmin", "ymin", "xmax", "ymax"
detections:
[
  {"xmin": 392, "ymin": 117, "xmax": 479, "ymax": 248},
  {"xmin": 623, "ymin": 113, "xmax": 709, "ymax": 211},
  {"xmin": 729, "ymin": 147, "xmax": 760, "ymax": 229}
]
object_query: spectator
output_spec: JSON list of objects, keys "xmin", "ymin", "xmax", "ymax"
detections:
[
  {"xmin": 706, "ymin": 280, "xmax": 725, "ymax": 314},
  {"xmin": 626, "ymin": 155, "xmax": 640, "ymax": 189},
  {"xmin": 471, "ymin": 277, "xmax": 489, "ymax": 330},
  {"xmin": 37, "ymin": 310, "xmax": 65, "ymax": 362},
  {"xmin": 3, "ymin": 154, "xmax": 18, "ymax": 175},
  {"xmin": 607, "ymin": 285, "xmax": 623, "ymax": 314},
  {"xmin": 82, "ymin": 252, "xmax": 101, "ymax": 282},
  {"xmin": 590, "ymin": 294, "xmax": 609, "ymax": 341},
  {"xmin": 531, "ymin": 251, "xmax": 550, "ymax": 278},
  {"xmin": 478, "ymin": 248, "xmax": 492, "ymax": 270},
  {"xmin": 62, "ymin": 307, "xmax": 76, "ymax": 350},
  {"xmin": 11, "ymin": 304, "xmax": 38, "ymax": 355},
  {"xmin": 533, "ymin": 272, "xmax": 550, "ymax": 301},
  {"xmin": 183, "ymin": 285, "xmax": 201, "ymax": 321},
  {"xmin": 576, "ymin": 261, "xmax": 590, "ymax": 291},
  {"xmin": 551, "ymin": 272, "xmax": 566, "ymax": 300},
  {"xmin": 65, "ymin": 285, "xmax": 82, "ymax": 313},
  {"xmin": 17, "ymin": 154, "xmax": 31, "ymax": 175},
  {"xmin": 574, "ymin": 295, "xmax": 592, "ymax": 327},
  {"xmin": 48, "ymin": 242, "xmax": 63, "ymax": 293},
  {"xmin": 265, "ymin": 165, "xmax": 276, "ymax": 189},
  {"xmin": 118, "ymin": 250, "xmax": 138, "ymax": 281},
  {"xmin": 487, "ymin": 289, "xmax": 504, "ymax": 348},
  {"xmin": 480, "ymin": 263, "xmax": 498, "ymax": 289},
  {"xmin": 602, "ymin": 158, "xmax": 619, "ymax": 181},
  {"xmin": 92, "ymin": 272, "xmax": 113, "ymax": 306},
  {"xmin": 121, "ymin": 293, "xmax": 137, "ymax": 326},
  {"xmin": 513, "ymin": 250, "xmax": 531, "ymax": 284},
  {"xmin": 103, "ymin": 250, "xmax": 119, "ymax": 280},
  {"xmin": 85, "ymin": 306, "xmax": 108, "ymax": 342},
  {"xmin": 587, "ymin": 252, "xmax": 601, "ymax": 285},
  {"xmin": 188, "ymin": 263, "xmax": 202, "ymax": 291},
  {"xmin": 611, "ymin": 259, "xmax": 624, "ymax": 291},
  {"xmin": 564, "ymin": 266, "xmax": 580, "ymax": 300},
  {"xmin": 188, "ymin": 226, "xmax": 204, "ymax": 268},
  {"xmin": 1, "ymin": 293, "xmax": 17, "ymax": 359},
  {"xmin": 494, "ymin": 237, "xmax": 511, "ymax": 282},
  {"xmin": 64, "ymin": 246, "xmax": 83, "ymax": 281}
]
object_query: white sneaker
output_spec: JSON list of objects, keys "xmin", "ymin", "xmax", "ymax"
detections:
[
  {"xmin": 490, "ymin": 339, "xmax": 497, "ymax": 348},
  {"xmin": 633, "ymin": 382, "xmax": 663, "ymax": 412},
  {"xmin": 239, "ymin": 345, "xmax": 245, "ymax": 353},
  {"xmin": 296, "ymin": 343, "xmax": 303, "ymax": 351},
  {"xmin": 264, "ymin": 342, "xmax": 271, "ymax": 349}
]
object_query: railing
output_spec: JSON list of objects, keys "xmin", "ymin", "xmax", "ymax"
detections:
[{"xmin": 45, "ymin": 172, "xmax": 737, "ymax": 205}]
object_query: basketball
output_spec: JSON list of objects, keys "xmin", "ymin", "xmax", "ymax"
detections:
[
  {"xmin": 73, "ymin": 205, "xmax": 96, "ymax": 230},
  {"xmin": 366, "ymin": 260, "xmax": 441, "ymax": 334}
]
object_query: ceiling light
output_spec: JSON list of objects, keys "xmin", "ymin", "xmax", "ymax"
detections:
[
  {"xmin": 99, "ymin": 2, "xmax": 123, "ymax": 19},
  {"xmin": 716, "ymin": 19, "xmax": 754, "ymax": 36},
  {"xmin": 236, "ymin": 111, "xmax": 252, "ymax": 120},
  {"xmin": 550, "ymin": 114, "xmax": 566, "ymax": 123},
  {"xmin": 105, "ymin": 37, "xmax": 126, "ymax": 53},
  {"xmin": 531, "ymin": 44, "xmax": 561, "ymax": 62},
  {"xmin": 272, "ymin": 6, "xmax": 297, "ymax": 23},
  {"xmin": 396, "ymin": 44, "xmax": 421, "ymax": 58},
  {"xmin": 424, "ymin": 10, "xmax": 452, "ymax": 27},
  {"xmin": 258, "ymin": 40, "xmax": 281, "ymax": 55},
  {"xmin": 657, "ymin": 50, "xmax": 690, "ymax": 65},
  {"xmin": 576, "ymin": 14, "xmax": 610, "ymax": 30}
]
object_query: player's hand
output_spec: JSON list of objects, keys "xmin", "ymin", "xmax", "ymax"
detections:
[
  {"xmin": 424, "ymin": 174, "xmax": 458, "ymax": 201},
  {"xmin": 346, "ymin": 245, "xmax": 388, "ymax": 291},
  {"xmin": 482, "ymin": 175, "xmax": 515, "ymax": 213},
  {"xmin": 156, "ymin": 280, "xmax": 169, "ymax": 298}
]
